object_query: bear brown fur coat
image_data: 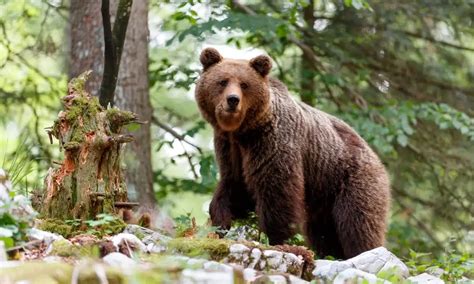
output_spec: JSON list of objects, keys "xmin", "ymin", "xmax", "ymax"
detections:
[{"xmin": 195, "ymin": 48, "xmax": 390, "ymax": 259}]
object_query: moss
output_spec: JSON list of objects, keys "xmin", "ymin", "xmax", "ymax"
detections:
[
  {"xmin": 63, "ymin": 141, "xmax": 81, "ymax": 150},
  {"xmin": 38, "ymin": 218, "xmax": 74, "ymax": 238},
  {"xmin": 0, "ymin": 261, "xmax": 125, "ymax": 284},
  {"xmin": 0, "ymin": 262, "xmax": 73, "ymax": 284},
  {"xmin": 97, "ymin": 217, "xmax": 127, "ymax": 237},
  {"xmin": 106, "ymin": 108, "xmax": 137, "ymax": 132},
  {"xmin": 50, "ymin": 238, "xmax": 77, "ymax": 257},
  {"xmin": 70, "ymin": 129, "xmax": 85, "ymax": 143},
  {"xmin": 168, "ymin": 237, "xmax": 235, "ymax": 260},
  {"xmin": 50, "ymin": 238, "xmax": 100, "ymax": 258},
  {"xmin": 69, "ymin": 70, "xmax": 91, "ymax": 93}
]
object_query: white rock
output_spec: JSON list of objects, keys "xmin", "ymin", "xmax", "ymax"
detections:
[
  {"xmin": 42, "ymin": 256, "xmax": 63, "ymax": 263},
  {"xmin": 315, "ymin": 259, "xmax": 335, "ymax": 268},
  {"xmin": 284, "ymin": 252, "xmax": 304, "ymax": 275},
  {"xmin": 313, "ymin": 247, "xmax": 409, "ymax": 281},
  {"xmin": 123, "ymin": 224, "xmax": 156, "ymax": 236},
  {"xmin": 259, "ymin": 259, "xmax": 267, "ymax": 270},
  {"xmin": 243, "ymin": 268, "xmax": 258, "ymax": 282},
  {"xmin": 28, "ymin": 228, "xmax": 61, "ymax": 244},
  {"xmin": 264, "ymin": 250, "xmax": 284, "ymax": 270},
  {"xmin": 228, "ymin": 244, "xmax": 250, "ymax": 265},
  {"xmin": 187, "ymin": 258, "xmax": 208, "ymax": 268},
  {"xmin": 313, "ymin": 260, "xmax": 351, "ymax": 280},
  {"xmin": 248, "ymin": 248, "xmax": 262, "ymax": 269},
  {"xmin": 103, "ymin": 252, "xmax": 136, "ymax": 269},
  {"xmin": 142, "ymin": 232, "xmax": 171, "ymax": 245},
  {"xmin": 408, "ymin": 273, "xmax": 445, "ymax": 284},
  {"xmin": 229, "ymin": 243, "xmax": 250, "ymax": 254},
  {"xmin": 146, "ymin": 242, "xmax": 166, "ymax": 253},
  {"xmin": 333, "ymin": 268, "xmax": 390, "ymax": 284},
  {"xmin": 264, "ymin": 275, "xmax": 287, "ymax": 284},
  {"xmin": 426, "ymin": 267, "xmax": 445, "ymax": 277},
  {"xmin": 0, "ymin": 241, "xmax": 7, "ymax": 262},
  {"xmin": 349, "ymin": 247, "xmax": 409, "ymax": 277},
  {"xmin": 181, "ymin": 268, "xmax": 233, "ymax": 284},
  {"xmin": 203, "ymin": 261, "xmax": 234, "ymax": 272},
  {"xmin": 12, "ymin": 195, "xmax": 36, "ymax": 216},
  {"xmin": 111, "ymin": 233, "xmax": 147, "ymax": 253},
  {"xmin": 288, "ymin": 275, "xmax": 310, "ymax": 284},
  {"xmin": 0, "ymin": 183, "xmax": 9, "ymax": 201}
]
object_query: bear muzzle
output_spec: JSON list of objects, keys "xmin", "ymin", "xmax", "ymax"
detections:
[{"xmin": 226, "ymin": 94, "xmax": 240, "ymax": 112}]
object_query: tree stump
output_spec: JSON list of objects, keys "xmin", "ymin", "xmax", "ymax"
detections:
[{"xmin": 39, "ymin": 72, "xmax": 138, "ymax": 220}]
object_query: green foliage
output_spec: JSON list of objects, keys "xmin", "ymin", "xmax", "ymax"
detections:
[
  {"xmin": 40, "ymin": 214, "xmax": 126, "ymax": 238},
  {"xmin": 406, "ymin": 249, "xmax": 473, "ymax": 282},
  {"xmin": 162, "ymin": 0, "xmax": 474, "ymax": 257},
  {"xmin": 83, "ymin": 213, "xmax": 127, "ymax": 237},
  {"xmin": 0, "ymin": 191, "xmax": 37, "ymax": 248}
]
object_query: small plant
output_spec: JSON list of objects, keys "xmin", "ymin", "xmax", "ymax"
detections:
[
  {"xmin": 406, "ymin": 249, "xmax": 473, "ymax": 282},
  {"xmin": 0, "ymin": 171, "xmax": 37, "ymax": 248},
  {"xmin": 83, "ymin": 213, "xmax": 126, "ymax": 237}
]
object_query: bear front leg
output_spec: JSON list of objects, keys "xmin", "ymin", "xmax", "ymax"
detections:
[
  {"xmin": 252, "ymin": 163, "xmax": 305, "ymax": 245},
  {"xmin": 209, "ymin": 181, "xmax": 233, "ymax": 230},
  {"xmin": 210, "ymin": 134, "xmax": 254, "ymax": 231}
]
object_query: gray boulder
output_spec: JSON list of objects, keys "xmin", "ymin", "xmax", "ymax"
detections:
[{"xmin": 408, "ymin": 273, "xmax": 445, "ymax": 284}]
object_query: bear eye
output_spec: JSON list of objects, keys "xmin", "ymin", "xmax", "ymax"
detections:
[
  {"xmin": 240, "ymin": 82, "xmax": 249, "ymax": 89},
  {"xmin": 218, "ymin": 79, "xmax": 228, "ymax": 87}
]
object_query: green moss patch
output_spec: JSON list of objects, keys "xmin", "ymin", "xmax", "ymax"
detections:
[
  {"xmin": 0, "ymin": 261, "xmax": 125, "ymax": 284},
  {"xmin": 168, "ymin": 237, "xmax": 235, "ymax": 260},
  {"xmin": 38, "ymin": 218, "xmax": 74, "ymax": 238}
]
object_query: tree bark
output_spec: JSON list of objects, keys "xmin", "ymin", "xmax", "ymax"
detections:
[
  {"xmin": 300, "ymin": 1, "xmax": 316, "ymax": 106},
  {"xmin": 69, "ymin": 1, "xmax": 103, "ymax": 97},
  {"xmin": 69, "ymin": 0, "xmax": 156, "ymax": 208},
  {"xmin": 112, "ymin": 0, "xmax": 156, "ymax": 208},
  {"xmin": 41, "ymin": 73, "xmax": 135, "ymax": 219}
]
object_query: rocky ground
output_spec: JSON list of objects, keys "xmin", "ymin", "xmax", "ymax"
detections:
[
  {"xmin": 0, "ymin": 170, "xmax": 470, "ymax": 283},
  {"xmin": 0, "ymin": 222, "xmax": 459, "ymax": 283}
]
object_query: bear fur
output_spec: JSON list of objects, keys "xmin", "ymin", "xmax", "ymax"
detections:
[{"xmin": 195, "ymin": 48, "xmax": 391, "ymax": 259}]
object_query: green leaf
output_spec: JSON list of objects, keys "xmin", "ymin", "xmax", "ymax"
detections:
[
  {"xmin": 397, "ymin": 134, "xmax": 408, "ymax": 147},
  {"xmin": 125, "ymin": 122, "xmax": 141, "ymax": 132},
  {"xmin": 0, "ymin": 237, "xmax": 14, "ymax": 248}
]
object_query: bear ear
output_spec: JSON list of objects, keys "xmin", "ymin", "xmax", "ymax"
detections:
[
  {"xmin": 200, "ymin": 48, "xmax": 223, "ymax": 71},
  {"xmin": 249, "ymin": 55, "xmax": 272, "ymax": 77}
]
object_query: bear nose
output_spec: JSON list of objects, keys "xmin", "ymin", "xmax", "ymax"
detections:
[{"xmin": 226, "ymin": 94, "xmax": 240, "ymax": 109}]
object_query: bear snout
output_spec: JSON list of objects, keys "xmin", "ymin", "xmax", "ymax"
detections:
[{"xmin": 226, "ymin": 94, "xmax": 240, "ymax": 111}]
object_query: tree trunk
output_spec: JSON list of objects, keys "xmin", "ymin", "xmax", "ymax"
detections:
[
  {"xmin": 113, "ymin": 0, "xmax": 156, "ymax": 208},
  {"xmin": 69, "ymin": 1, "xmax": 103, "ymax": 97},
  {"xmin": 69, "ymin": 0, "xmax": 156, "ymax": 208},
  {"xmin": 300, "ymin": 1, "xmax": 316, "ymax": 106},
  {"xmin": 41, "ymin": 73, "xmax": 135, "ymax": 219}
]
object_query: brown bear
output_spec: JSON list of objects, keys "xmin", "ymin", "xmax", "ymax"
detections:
[{"xmin": 195, "ymin": 47, "xmax": 391, "ymax": 259}]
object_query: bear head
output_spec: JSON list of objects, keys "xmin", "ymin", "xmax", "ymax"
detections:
[{"xmin": 195, "ymin": 48, "xmax": 272, "ymax": 132}]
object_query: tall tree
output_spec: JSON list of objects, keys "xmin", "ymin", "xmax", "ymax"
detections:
[{"xmin": 69, "ymin": 0, "xmax": 156, "ymax": 208}]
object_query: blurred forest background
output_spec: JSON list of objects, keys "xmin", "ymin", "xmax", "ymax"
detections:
[{"xmin": 0, "ymin": 0, "xmax": 473, "ymax": 259}]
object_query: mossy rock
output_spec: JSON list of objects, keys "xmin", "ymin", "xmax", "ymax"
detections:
[
  {"xmin": 49, "ymin": 238, "xmax": 100, "ymax": 258},
  {"xmin": 38, "ymin": 219, "xmax": 74, "ymax": 238},
  {"xmin": 0, "ymin": 262, "xmax": 125, "ymax": 284},
  {"xmin": 168, "ymin": 237, "xmax": 235, "ymax": 260},
  {"xmin": 37, "ymin": 216, "xmax": 126, "ymax": 239}
]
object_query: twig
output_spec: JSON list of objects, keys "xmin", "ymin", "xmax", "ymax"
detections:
[
  {"xmin": 399, "ymin": 30, "xmax": 474, "ymax": 53},
  {"xmin": 152, "ymin": 116, "xmax": 203, "ymax": 154},
  {"xmin": 6, "ymin": 239, "xmax": 43, "ymax": 253},
  {"xmin": 178, "ymin": 140, "xmax": 199, "ymax": 179},
  {"xmin": 99, "ymin": 0, "xmax": 134, "ymax": 107}
]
